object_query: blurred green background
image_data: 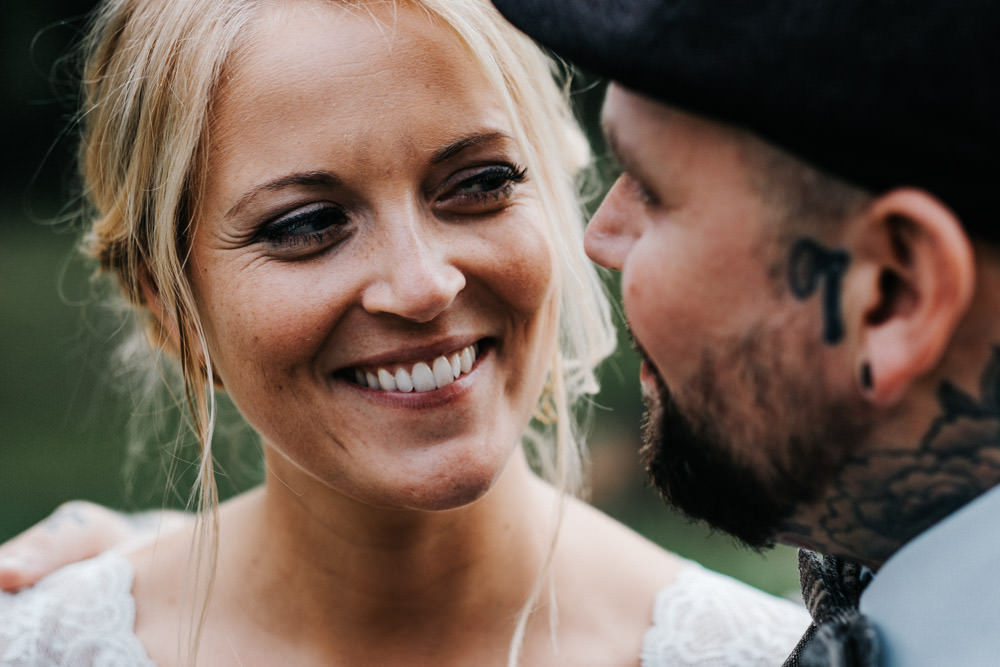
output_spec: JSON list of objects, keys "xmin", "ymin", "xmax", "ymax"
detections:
[{"xmin": 0, "ymin": 1, "xmax": 799, "ymax": 597}]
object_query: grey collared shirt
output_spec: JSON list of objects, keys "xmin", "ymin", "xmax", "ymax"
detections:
[{"xmin": 860, "ymin": 484, "xmax": 1000, "ymax": 666}]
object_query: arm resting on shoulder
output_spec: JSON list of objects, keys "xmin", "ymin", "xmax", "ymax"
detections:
[{"xmin": 0, "ymin": 500, "xmax": 189, "ymax": 592}]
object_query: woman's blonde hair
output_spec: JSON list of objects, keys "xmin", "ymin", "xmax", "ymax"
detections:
[{"xmin": 79, "ymin": 0, "xmax": 616, "ymax": 663}]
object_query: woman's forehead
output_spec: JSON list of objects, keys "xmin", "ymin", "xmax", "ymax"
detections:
[
  {"xmin": 212, "ymin": 2, "xmax": 504, "ymax": 138},
  {"xmin": 228, "ymin": 2, "xmax": 475, "ymax": 90}
]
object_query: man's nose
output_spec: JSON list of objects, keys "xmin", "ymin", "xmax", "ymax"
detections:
[{"xmin": 584, "ymin": 176, "xmax": 640, "ymax": 271}]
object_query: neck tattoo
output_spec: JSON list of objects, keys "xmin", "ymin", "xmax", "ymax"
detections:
[{"xmin": 815, "ymin": 346, "xmax": 1000, "ymax": 565}]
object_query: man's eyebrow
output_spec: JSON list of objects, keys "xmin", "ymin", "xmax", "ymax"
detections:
[
  {"xmin": 602, "ymin": 121, "xmax": 622, "ymax": 163},
  {"xmin": 602, "ymin": 121, "xmax": 634, "ymax": 175},
  {"xmin": 226, "ymin": 171, "xmax": 340, "ymax": 219},
  {"xmin": 430, "ymin": 131, "xmax": 514, "ymax": 165}
]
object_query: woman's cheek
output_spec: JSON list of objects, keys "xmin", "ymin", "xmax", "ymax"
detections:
[{"xmin": 491, "ymin": 221, "xmax": 557, "ymax": 315}]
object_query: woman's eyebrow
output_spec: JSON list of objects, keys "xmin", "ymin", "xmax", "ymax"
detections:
[
  {"xmin": 225, "ymin": 132, "xmax": 513, "ymax": 219},
  {"xmin": 430, "ymin": 131, "xmax": 514, "ymax": 165},
  {"xmin": 226, "ymin": 171, "xmax": 341, "ymax": 219}
]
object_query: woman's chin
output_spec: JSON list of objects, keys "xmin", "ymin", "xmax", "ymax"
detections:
[
  {"xmin": 265, "ymin": 429, "xmax": 524, "ymax": 515},
  {"xmin": 387, "ymin": 464, "xmax": 506, "ymax": 513}
]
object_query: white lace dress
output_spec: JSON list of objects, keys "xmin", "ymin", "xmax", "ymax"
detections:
[
  {"xmin": 0, "ymin": 552, "xmax": 152, "ymax": 666},
  {"xmin": 0, "ymin": 551, "xmax": 807, "ymax": 666},
  {"xmin": 641, "ymin": 563, "xmax": 809, "ymax": 665}
]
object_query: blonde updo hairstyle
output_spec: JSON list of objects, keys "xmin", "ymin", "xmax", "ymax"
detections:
[{"xmin": 79, "ymin": 0, "xmax": 615, "ymax": 662}]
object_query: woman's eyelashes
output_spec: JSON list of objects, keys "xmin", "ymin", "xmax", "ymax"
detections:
[
  {"xmin": 438, "ymin": 163, "xmax": 527, "ymax": 213},
  {"xmin": 257, "ymin": 202, "xmax": 351, "ymax": 256},
  {"xmin": 251, "ymin": 163, "xmax": 526, "ymax": 256}
]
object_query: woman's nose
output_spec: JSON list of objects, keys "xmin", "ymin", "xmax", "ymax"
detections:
[
  {"xmin": 360, "ymin": 217, "xmax": 466, "ymax": 323},
  {"xmin": 584, "ymin": 177, "xmax": 640, "ymax": 272}
]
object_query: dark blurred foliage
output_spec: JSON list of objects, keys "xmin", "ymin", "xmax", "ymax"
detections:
[{"xmin": 3, "ymin": 1, "xmax": 97, "ymax": 216}]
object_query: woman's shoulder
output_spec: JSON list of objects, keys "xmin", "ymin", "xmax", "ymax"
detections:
[
  {"xmin": 550, "ymin": 497, "xmax": 687, "ymax": 663},
  {"xmin": 0, "ymin": 551, "xmax": 154, "ymax": 666},
  {"xmin": 556, "ymin": 497, "xmax": 809, "ymax": 665},
  {"xmin": 641, "ymin": 561, "xmax": 810, "ymax": 666},
  {"xmin": 559, "ymin": 495, "xmax": 688, "ymax": 591}
]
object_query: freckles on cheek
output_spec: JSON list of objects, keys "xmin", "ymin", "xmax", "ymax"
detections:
[
  {"xmin": 201, "ymin": 293, "xmax": 304, "ymax": 374},
  {"xmin": 496, "ymin": 233, "xmax": 556, "ymax": 313}
]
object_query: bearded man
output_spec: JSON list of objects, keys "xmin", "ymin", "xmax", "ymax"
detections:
[{"xmin": 491, "ymin": 1, "xmax": 1000, "ymax": 665}]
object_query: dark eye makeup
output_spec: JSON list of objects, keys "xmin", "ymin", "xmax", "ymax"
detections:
[
  {"xmin": 438, "ymin": 163, "xmax": 527, "ymax": 213},
  {"xmin": 257, "ymin": 202, "xmax": 351, "ymax": 255}
]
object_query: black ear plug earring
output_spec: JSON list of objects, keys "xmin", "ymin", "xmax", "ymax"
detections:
[{"xmin": 860, "ymin": 362, "xmax": 873, "ymax": 390}]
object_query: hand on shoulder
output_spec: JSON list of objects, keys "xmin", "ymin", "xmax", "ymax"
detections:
[{"xmin": 0, "ymin": 501, "xmax": 189, "ymax": 592}]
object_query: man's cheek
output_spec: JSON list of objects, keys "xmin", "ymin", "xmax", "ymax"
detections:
[{"xmin": 623, "ymin": 281, "xmax": 670, "ymax": 375}]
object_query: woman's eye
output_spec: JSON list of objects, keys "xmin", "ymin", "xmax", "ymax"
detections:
[
  {"xmin": 439, "ymin": 164, "xmax": 527, "ymax": 213},
  {"xmin": 258, "ymin": 203, "xmax": 350, "ymax": 256}
]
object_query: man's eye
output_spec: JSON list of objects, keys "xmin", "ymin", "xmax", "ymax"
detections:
[
  {"xmin": 622, "ymin": 172, "xmax": 659, "ymax": 208},
  {"xmin": 258, "ymin": 203, "xmax": 351, "ymax": 256}
]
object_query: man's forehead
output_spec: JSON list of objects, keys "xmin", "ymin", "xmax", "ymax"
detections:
[
  {"xmin": 600, "ymin": 85, "xmax": 670, "ymax": 170},
  {"xmin": 601, "ymin": 86, "xmax": 747, "ymax": 170}
]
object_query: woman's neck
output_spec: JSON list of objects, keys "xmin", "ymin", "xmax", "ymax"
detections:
[{"xmin": 212, "ymin": 451, "xmax": 561, "ymax": 661}]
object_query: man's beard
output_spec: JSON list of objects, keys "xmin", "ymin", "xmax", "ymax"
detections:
[{"xmin": 637, "ymin": 330, "xmax": 870, "ymax": 549}]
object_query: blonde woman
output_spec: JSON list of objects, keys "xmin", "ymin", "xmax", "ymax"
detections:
[{"xmin": 0, "ymin": 0, "xmax": 807, "ymax": 664}]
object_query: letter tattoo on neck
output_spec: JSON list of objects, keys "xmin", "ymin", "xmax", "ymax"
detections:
[{"xmin": 787, "ymin": 238, "xmax": 851, "ymax": 344}]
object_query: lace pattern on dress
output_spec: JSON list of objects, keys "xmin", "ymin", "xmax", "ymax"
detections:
[
  {"xmin": 0, "ymin": 552, "xmax": 806, "ymax": 666},
  {"xmin": 0, "ymin": 551, "xmax": 154, "ymax": 666},
  {"xmin": 642, "ymin": 563, "xmax": 810, "ymax": 667}
]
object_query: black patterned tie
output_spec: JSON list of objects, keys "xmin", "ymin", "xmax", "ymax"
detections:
[{"xmin": 783, "ymin": 550, "xmax": 881, "ymax": 667}]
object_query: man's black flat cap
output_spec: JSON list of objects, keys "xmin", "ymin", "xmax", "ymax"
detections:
[{"xmin": 492, "ymin": 0, "xmax": 1000, "ymax": 238}]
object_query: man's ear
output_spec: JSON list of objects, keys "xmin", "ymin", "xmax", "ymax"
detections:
[{"xmin": 852, "ymin": 188, "xmax": 975, "ymax": 406}]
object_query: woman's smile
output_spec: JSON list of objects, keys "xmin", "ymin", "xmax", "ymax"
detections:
[{"xmin": 343, "ymin": 340, "xmax": 482, "ymax": 393}]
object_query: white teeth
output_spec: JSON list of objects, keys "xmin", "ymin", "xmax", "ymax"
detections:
[
  {"xmin": 395, "ymin": 367, "xmax": 414, "ymax": 392},
  {"xmin": 377, "ymin": 368, "xmax": 397, "ymax": 391},
  {"xmin": 350, "ymin": 343, "xmax": 479, "ymax": 393},
  {"xmin": 411, "ymin": 362, "xmax": 435, "ymax": 392},
  {"xmin": 432, "ymin": 356, "xmax": 454, "ymax": 388}
]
